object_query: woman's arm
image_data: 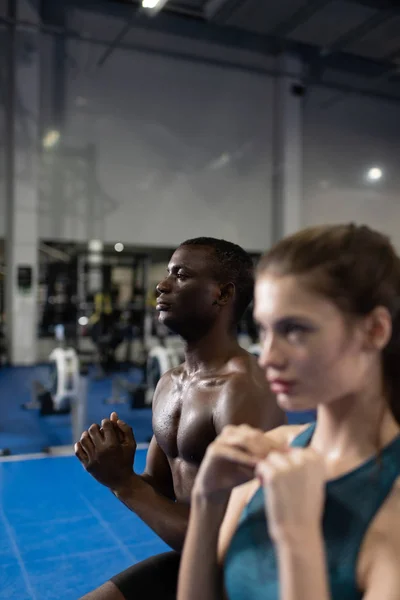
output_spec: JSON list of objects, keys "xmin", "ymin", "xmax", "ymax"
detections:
[
  {"xmin": 179, "ymin": 479, "xmax": 256, "ymax": 600},
  {"xmin": 178, "ymin": 424, "xmax": 279, "ymax": 600},
  {"xmin": 362, "ymin": 539, "xmax": 400, "ymax": 600},
  {"xmin": 178, "ymin": 496, "xmax": 227, "ymax": 600},
  {"xmin": 275, "ymin": 528, "xmax": 330, "ymax": 600},
  {"xmin": 257, "ymin": 448, "xmax": 330, "ymax": 600},
  {"xmin": 361, "ymin": 487, "xmax": 400, "ymax": 600}
]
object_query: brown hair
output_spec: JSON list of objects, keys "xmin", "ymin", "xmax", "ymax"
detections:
[{"xmin": 257, "ymin": 224, "xmax": 400, "ymax": 424}]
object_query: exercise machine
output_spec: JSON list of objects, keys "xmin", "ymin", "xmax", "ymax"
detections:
[
  {"xmin": 23, "ymin": 325, "xmax": 81, "ymax": 415},
  {"xmin": 43, "ymin": 363, "xmax": 90, "ymax": 455},
  {"xmin": 76, "ymin": 251, "xmax": 151, "ymax": 374},
  {"xmin": 106, "ymin": 334, "xmax": 184, "ymax": 408}
]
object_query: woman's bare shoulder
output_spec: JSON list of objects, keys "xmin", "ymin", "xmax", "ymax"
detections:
[{"xmin": 264, "ymin": 423, "xmax": 311, "ymax": 446}]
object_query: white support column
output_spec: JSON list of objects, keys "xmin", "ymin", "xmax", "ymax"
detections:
[
  {"xmin": 271, "ymin": 53, "xmax": 304, "ymax": 242},
  {"xmin": 5, "ymin": 0, "xmax": 40, "ymax": 365}
]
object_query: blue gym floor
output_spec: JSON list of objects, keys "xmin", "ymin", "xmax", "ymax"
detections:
[{"xmin": 0, "ymin": 450, "xmax": 170, "ymax": 600}]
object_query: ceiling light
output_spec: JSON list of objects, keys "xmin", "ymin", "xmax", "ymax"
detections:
[
  {"xmin": 43, "ymin": 130, "xmax": 60, "ymax": 149},
  {"xmin": 366, "ymin": 167, "xmax": 383, "ymax": 182},
  {"xmin": 141, "ymin": 0, "xmax": 169, "ymax": 11}
]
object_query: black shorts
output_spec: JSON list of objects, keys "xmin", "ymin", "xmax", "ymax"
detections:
[{"xmin": 111, "ymin": 551, "xmax": 181, "ymax": 600}]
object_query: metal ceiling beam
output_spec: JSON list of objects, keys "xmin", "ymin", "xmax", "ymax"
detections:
[
  {"xmin": 0, "ymin": 12, "xmax": 274, "ymax": 74},
  {"xmin": 270, "ymin": 0, "xmax": 332, "ymax": 38},
  {"xmin": 97, "ymin": 16, "xmax": 137, "ymax": 67},
  {"xmin": 68, "ymin": 0, "xmax": 385, "ymax": 73},
  {"xmin": 100, "ymin": 0, "xmax": 192, "ymax": 68},
  {"xmin": 346, "ymin": 0, "xmax": 400, "ymax": 11},
  {"xmin": 11, "ymin": 0, "xmax": 397, "ymax": 95},
  {"xmin": 68, "ymin": 0, "xmax": 273, "ymax": 55},
  {"xmin": 322, "ymin": 9, "xmax": 396, "ymax": 55},
  {"xmin": 6, "ymin": 16, "xmax": 400, "ymax": 106},
  {"xmin": 204, "ymin": 0, "xmax": 247, "ymax": 23},
  {"xmin": 318, "ymin": 3, "xmax": 400, "ymax": 110},
  {"xmin": 109, "ymin": 0, "xmax": 202, "ymax": 18},
  {"xmin": 385, "ymin": 47, "xmax": 400, "ymax": 63}
]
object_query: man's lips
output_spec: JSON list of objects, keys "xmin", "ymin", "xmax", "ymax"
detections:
[
  {"xmin": 156, "ymin": 298, "xmax": 172, "ymax": 311},
  {"xmin": 156, "ymin": 303, "xmax": 170, "ymax": 311}
]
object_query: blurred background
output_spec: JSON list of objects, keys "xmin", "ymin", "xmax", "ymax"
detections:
[{"xmin": 1, "ymin": 0, "xmax": 400, "ymax": 597}]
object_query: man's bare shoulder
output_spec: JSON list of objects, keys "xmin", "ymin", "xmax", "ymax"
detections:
[
  {"xmin": 227, "ymin": 349, "xmax": 262, "ymax": 372},
  {"xmin": 215, "ymin": 350, "xmax": 286, "ymax": 432},
  {"xmin": 225, "ymin": 351, "xmax": 269, "ymax": 390}
]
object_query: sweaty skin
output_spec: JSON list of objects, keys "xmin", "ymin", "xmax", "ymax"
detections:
[{"xmin": 152, "ymin": 351, "xmax": 281, "ymax": 503}]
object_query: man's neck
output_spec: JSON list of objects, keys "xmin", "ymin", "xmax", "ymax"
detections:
[{"xmin": 183, "ymin": 326, "xmax": 240, "ymax": 375}]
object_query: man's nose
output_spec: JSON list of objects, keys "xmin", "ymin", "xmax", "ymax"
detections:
[{"xmin": 156, "ymin": 277, "xmax": 172, "ymax": 296}]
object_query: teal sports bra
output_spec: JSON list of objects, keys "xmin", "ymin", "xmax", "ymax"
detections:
[{"xmin": 224, "ymin": 423, "xmax": 400, "ymax": 600}]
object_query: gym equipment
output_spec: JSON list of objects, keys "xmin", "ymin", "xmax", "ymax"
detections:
[
  {"xmin": 106, "ymin": 340, "xmax": 184, "ymax": 408},
  {"xmin": 39, "ymin": 259, "xmax": 78, "ymax": 340},
  {"xmin": 46, "ymin": 346, "xmax": 80, "ymax": 413},
  {"xmin": 145, "ymin": 344, "xmax": 183, "ymax": 404},
  {"xmin": 76, "ymin": 251, "xmax": 151, "ymax": 372},
  {"xmin": 88, "ymin": 290, "xmax": 124, "ymax": 377},
  {"xmin": 23, "ymin": 325, "xmax": 81, "ymax": 415},
  {"xmin": 43, "ymin": 363, "xmax": 90, "ymax": 455}
]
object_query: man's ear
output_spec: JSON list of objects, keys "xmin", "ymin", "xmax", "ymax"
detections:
[{"xmin": 217, "ymin": 282, "xmax": 235, "ymax": 307}]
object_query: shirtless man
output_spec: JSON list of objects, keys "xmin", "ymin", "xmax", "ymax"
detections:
[{"xmin": 75, "ymin": 237, "xmax": 285, "ymax": 600}]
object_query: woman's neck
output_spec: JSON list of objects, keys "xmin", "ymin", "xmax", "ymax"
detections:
[{"xmin": 311, "ymin": 388, "xmax": 399, "ymax": 479}]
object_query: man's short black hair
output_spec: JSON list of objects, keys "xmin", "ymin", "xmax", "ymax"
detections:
[{"xmin": 179, "ymin": 237, "xmax": 254, "ymax": 324}]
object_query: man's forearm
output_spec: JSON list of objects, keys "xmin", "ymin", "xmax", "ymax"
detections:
[
  {"xmin": 113, "ymin": 474, "xmax": 189, "ymax": 552},
  {"xmin": 276, "ymin": 528, "xmax": 330, "ymax": 600},
  {"xmin": 178, "ymin": 496, "xmax": 226, "ymax": 600}
]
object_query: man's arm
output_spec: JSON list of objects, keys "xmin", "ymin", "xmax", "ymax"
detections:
[
  {"xmin": 214, "ymin": 370, "xmax": 286, "ymax": 434},
  {"xmin": 76, "ymin": 370, "xmax": 191, "ymax": 552},
  {"xmin": 139, "ymin": 435, "xmax": 175, "ymax": 499},
  {"xmin": 113, "ymin": 433, "xmax": 190, "ymax": 552},
  {"xmin": 111, "ymin": 375, "xmax": 190, "ymax": 551}
]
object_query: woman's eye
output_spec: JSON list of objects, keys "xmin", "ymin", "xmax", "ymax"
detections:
[{"xmin": 284, "ymin": 325, "xmax": 308, "ymax": 341}]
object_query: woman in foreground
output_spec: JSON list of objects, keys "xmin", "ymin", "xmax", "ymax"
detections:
[{"xmin": 178, "ymin": 224, "xmax": 400, "ymax": 600}]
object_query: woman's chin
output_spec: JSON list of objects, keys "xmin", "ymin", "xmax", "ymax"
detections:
[{"xmin": 276, "ymin": 392, "xmax": 316, "ymax": 413}]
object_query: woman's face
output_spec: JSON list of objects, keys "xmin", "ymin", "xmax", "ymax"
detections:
[{"xmin": 254, "ymin": 273, "xmax": 374, "ymax": 412}]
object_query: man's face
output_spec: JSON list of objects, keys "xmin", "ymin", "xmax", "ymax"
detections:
[{"xmin": 155, "ymin": 245, "xmax": 222, "ymax": 336}]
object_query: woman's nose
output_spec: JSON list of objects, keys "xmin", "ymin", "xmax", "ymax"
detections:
[{"xmin": 258, "ymin": 334, "xmax": 287, "ymax": 370}]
